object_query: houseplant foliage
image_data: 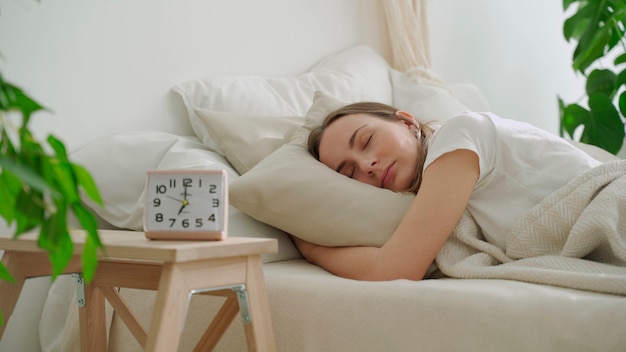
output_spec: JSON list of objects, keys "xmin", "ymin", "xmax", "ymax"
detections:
[
  {"xmin": 0, "ymin": 72, "xmax": 104, "ymax": 324},
  {"xmin": 559, "ymin": 0, "xmax": 626, "ymax": 154}
]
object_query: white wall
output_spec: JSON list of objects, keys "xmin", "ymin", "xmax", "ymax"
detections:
[
  {"xmin": 0, "ymin": 0, "xmax": 389, "ymax": 151},
  {"xmin": 428, "ymin": 0, "xmax": 583, "ymax": 136}
]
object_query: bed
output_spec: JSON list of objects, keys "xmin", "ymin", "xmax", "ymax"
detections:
[{"xmin": 2, "ymin": 1, "xmax": 625, "ymax": 352}]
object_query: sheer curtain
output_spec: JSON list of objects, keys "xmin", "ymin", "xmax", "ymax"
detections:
[{"xmin": 382, "ymin": 0, "xmax": 445, "ymax": 86}]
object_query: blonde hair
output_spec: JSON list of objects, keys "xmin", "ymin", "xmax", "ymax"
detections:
[{"xmin": 307, "ymin": 102, "xmax": 435, "ymax": 193}]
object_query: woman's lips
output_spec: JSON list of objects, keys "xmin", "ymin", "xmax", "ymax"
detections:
[{"xmin": 381, "ymin": 162, "xmax": 395, "ymax": 189}]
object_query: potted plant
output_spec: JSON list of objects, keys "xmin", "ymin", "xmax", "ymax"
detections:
[
  {"xmin": 0, "ymin": 72, "xmax": 104, "ymax": 325},
  {"xmin": 559, "ymin": 0, "xmax": 626, "ymax": 155}
]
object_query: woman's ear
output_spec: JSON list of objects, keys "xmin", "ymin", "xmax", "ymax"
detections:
[
  {"xmin": 395, "ymin": 110, "xmax": 418, "ymax": 129},
  {"xmin": 395, "ymin": 110, "xmax": 414, "ymax": 119}
]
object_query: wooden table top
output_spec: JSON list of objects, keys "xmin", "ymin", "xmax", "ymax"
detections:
[{"xmin": 0, "ymin": 230, "xmax": 278, "ymax": 263}]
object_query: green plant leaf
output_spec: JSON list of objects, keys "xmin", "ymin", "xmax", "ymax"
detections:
[
  {"xmin": 72, "ymin": 164, "xmax": 103, "ymax": 206},
  {"xmin": 585, "ymin": 69, "xmax": 617, "ymax": 97},
  {"xmin": 563, "ymin": 0, "xmax": 578, "ymax": 12},
  {"xmin": 0, "ymin": 263, "xmax": 15, "ymax": 283},
  {"xmin": 0, "ymin": 74, "xmax": 46, "ymax": 126},
  {"xmin": 563, "ymin": 1, "xmax": 594, "ymax": 42},
  {"xmin": 618, "ymin": 90, "xmax": 626, "ymax": 117},
  {"xmin": 81, "ymin": 231, "xmax": 99, "ymax": 283},
  {"xmin": 559, "ymin": 100, "xmax": 591, "ymax": 138},
  {"xmin": 72, "ymin": 203, "xmax": 103, "ymax": 282},
  {"xmin": 14, "ymin": 189, "xmax": 45, "ymax": 236},
  {"xmin": 615, "ymin": 52, "xmax": 626, "ymax": 66},
  {"xmin": 0, "ymin": 156, "xmax": 59, "ymax": 196},
  {"xmin": 38, "ymin": 206, "xmax": 73, "ymax": 280},
  {"xmin": 0, "ymin": 171, "xmax": 21, "ymax": 222},
  {"xmin": 0, "ymin": 262, "xmax": 15, "ymax": 327},
  {"xmin": 574, "ymin": 23, "xmax": 612, "ymax": 73},
  {"xmin": 564, "ymin": 7, "xmax": 591, "ymax": 42},
  {"xmin": 584, "ymin": 92, "xmax": 625, "ymax": 154},
  {"xmin": 617, "ymin": 68, "xmax": 626, "ymax": 89},
  {"xmin": 47, "ymin": 135, "xmax": 69, "ymax": 163},
  {"xmin": 47, "ymin": 135, "xmax": 82, "ymax": 203},
  {"xmin": 49, "ymin": 160, "xmax": 80, "ymax": 204},
  {"xmin": 73, "ymin": 203, "xmax": 102, "ymax": 248}
]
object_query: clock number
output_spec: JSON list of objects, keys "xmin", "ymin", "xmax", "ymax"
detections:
[
  {"xmin": 208, "ymin": 214, "xmax": 216, "ymax": 222},
  {"xmin": 153, "ymin": 198, "xmax": 161, "ymax": 207},
  {"xmin": 169, "ymin": 179, "xmax": 176, "ymax": 188},
  {"xmin": 156, "ymin": 185, "xmax": 166, "ymax": 194},
  {"xmin": 195, "ymin": 218, "xmax": 203, "ymax": 227},
  {"xmin": 182, "ymin": 219, "xmax": 189, "ymax": 228},
  {"xmin": 169, "ymin": 218, "xmax": 176, "ymax": 227},
  {"xmin": 209, "ymin": 184, "xmax": 217, "ymax": 194},
  {"xmin": 155, "ymin": 213, "xmax": 163, "ymax": 222},
  {"xmin": 212, "ymin": 199, "xmax": 220, "ymax": 208},
  {"xmin": 183, "ymin": 178, "xmax": 192, "ymax": 187}
]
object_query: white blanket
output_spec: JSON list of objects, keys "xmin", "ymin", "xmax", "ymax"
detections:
[{"xmin": 436, "ymin": 160, "xmax": 626, "ymax": 295}]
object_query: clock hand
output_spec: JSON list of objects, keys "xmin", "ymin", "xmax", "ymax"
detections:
[
  {"xmin": 177, "ymin": 187, "xmax": 190, "ymax": 215},
  {"xmin": 182, "ymin": 186, "xmax": 189, "ymax": 201},
  {"xmin": 178, "ymin": 199, "xmax": 190, "ymax": 214},
  {"xmin": 166, "ymin": 195, "xmax": 184, "ymax": 203}
]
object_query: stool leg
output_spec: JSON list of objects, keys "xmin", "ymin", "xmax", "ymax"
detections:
[
  {"xmin": 243, "ymin": 255, "xmax": 276, "ymax": 352},
  {"xmin": 78, "ymin": 283, "xmax": 107, "ymax": 352},
  {"xmin": 145, "ymin": 263, "xmax": 189, "ymax": 352}
]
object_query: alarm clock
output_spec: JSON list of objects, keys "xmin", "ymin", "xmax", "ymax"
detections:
[{"xmin": 143, "ymin": 169, "xmax": 228, "ymax": 240}]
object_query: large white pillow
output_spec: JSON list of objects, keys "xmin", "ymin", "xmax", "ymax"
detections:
[
  {"xmin": 173, "ymin": 45, "xmax": 393, "ymax": 153},
  {"xmin": 389, "ymin": 69, "xmax": 489, "ymax": 118},
  {"xmin": 71, "ymin": 131, "xmax": 301, "ymax": 263},
  {"xmin": 230, "ymin": 91, "xmax": 415, "ymax": 247},
  {"xmin": 390, "ymin": 69, "xmax": 489, "ymax": 123},
  {"xmin": 193, "ymin": 108, "xmax": 302, "ymax": 174}
]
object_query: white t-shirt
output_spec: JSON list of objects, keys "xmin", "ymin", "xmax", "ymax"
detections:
[{"xmin": 423, "ymin": 112, "xmax": 601, "ymax": 249}]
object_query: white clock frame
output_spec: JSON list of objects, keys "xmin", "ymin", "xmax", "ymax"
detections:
[{"xmin": 143, "ymin": 169, "xmax": 228, "ymax": 240}]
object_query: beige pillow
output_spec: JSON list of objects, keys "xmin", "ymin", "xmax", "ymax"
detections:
[
  {"xmin": 229, "ymin": 91, "xmax": 415, "ymax": 247},
  {"xmin": 194, "ymin": 108, "xmax": 303, "ymax": 174}
]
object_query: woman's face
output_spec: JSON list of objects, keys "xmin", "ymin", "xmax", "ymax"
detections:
[{"xmin": 318, "ymin": 112, "xmax": 420, "ymax": 192}]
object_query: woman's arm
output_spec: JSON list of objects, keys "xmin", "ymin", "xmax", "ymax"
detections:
[{"xmin": 293, "ymin": 149, "xmax": 479, "ymax": 281}]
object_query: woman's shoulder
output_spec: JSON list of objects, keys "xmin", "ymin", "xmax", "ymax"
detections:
[{"xmin": 425, "ymin": 111, "xmax": 497, "ymax": 178}]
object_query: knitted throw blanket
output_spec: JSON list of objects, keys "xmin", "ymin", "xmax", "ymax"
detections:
[{"xmin": 435, "ymin": 160, "xmax": 626, "ymax": 295}]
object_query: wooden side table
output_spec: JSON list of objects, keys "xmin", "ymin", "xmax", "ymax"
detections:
[{"xmin": 0, "ymin": 230, "xmax": 278, "ymax": 352}]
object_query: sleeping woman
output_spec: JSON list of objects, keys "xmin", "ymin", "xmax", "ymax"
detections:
[{"xmin": 291, "ymin": 102, "xmax": 603, "ymax": 281}]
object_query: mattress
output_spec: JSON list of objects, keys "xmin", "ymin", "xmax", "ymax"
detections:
[{"xmin": 45, "ymin": 259, "xmax": 626, "ymax": 352}]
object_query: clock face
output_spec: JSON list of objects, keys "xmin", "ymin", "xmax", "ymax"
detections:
[{"xmin": 144, "ymin": 169, "xmax": 228, "ymax": 240}]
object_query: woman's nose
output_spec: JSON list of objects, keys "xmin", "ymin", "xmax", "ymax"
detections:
[{"xmin": 358, "ymin": 158, "xmax": 377, "ymax": 174}]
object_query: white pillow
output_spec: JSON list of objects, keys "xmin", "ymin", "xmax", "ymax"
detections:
[
  {"xmin": 173, "ymin": 45, "xmax": 393, "ymax": 153},
  {"xmin": 71, "ymin": 131, "xmax": 301, "ymax": 263},
  {"xmin": 391, "ymin": 69, "xmax": 480, "ymax": 124},
  {"xmin": 193, "ymin": 108, "xmax": 302, "ymax": 174},
  {"xmin": 230, "ymin": 91, "xmax": 415, "ymax": 247}
]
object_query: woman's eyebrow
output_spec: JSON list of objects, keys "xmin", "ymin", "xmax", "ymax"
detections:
[
  {"xmin": 336, "ymin": 124, "xmax": 368, "ymax": 172},
  {"xmin": 349, "ymin": 124, "xmax": 368, "ymax": 148}
]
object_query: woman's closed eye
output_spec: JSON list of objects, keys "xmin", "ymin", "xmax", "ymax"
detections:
[{"xmin": 362, "ymin": 135, "xmax": 372, "ymax": 150}]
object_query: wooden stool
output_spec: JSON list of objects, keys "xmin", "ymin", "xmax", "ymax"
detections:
[{"xmin": 0, "ymin": 230, "xmax": 278, "ymax": 351}]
